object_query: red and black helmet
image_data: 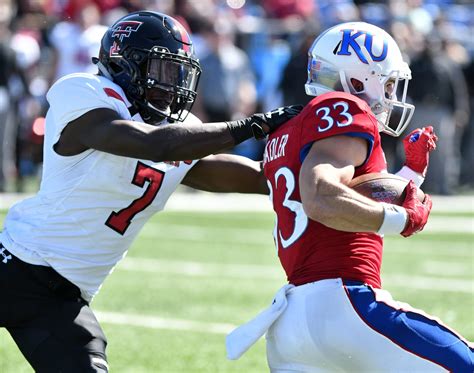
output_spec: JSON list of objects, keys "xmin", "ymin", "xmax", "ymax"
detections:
[{"xmin": 95, "ymin": 11, "xmax": 201, "ymax": 123}]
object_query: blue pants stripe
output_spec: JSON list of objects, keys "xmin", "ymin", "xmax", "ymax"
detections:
[{"xmin": 343, "ymin": 280, "xmax": 474, "ymax": 372}]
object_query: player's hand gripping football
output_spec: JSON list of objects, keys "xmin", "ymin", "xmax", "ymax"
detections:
[
  {"xmin": 403, "ymin": 126, "xmax": 438, "ymax": 177},
  {"xmin": 250, "ymin": 105, "xmax": 304, "ymax": 139},
  {"xmin": 401, "ymin": 181, "xmax": 433, "ymax": 237}
]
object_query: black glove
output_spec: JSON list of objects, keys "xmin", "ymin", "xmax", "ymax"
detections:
[{"xmin": 226, "ymin": 105, "xmax": 304, "ymax": 145}]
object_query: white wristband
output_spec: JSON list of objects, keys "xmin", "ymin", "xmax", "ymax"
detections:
[
  {"xmin": 377, "ymin": 203, "xmax": 408, "ymax": 236},
  {"xmin": 396, "ymin": 166, "xmax": 425, "ymax": 188}
]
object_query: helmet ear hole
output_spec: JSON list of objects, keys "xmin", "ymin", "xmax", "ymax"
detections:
[{"xmin": 350, "ymin": 78, "xmax": 364, "ymax": 93}]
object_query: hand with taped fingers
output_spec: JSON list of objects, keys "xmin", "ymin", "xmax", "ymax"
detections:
[
  {"xmin": 403, "ymin": 126, "xmax": 438, "ymax": 177},
  {"xmin": 401, "ymin": 180, "xmax": 433, "ymax": 237}
]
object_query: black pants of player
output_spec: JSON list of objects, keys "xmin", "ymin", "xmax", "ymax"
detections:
[{"xmin": 0, "ymin": 244, "xmax": 108, "ymax": 372}]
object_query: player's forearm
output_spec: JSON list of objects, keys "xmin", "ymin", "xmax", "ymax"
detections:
[
  {"xmin": 182, "ymin": 155, "xmax": 268, "ymax": 194},
  {"xmin": 100, "ymin": 119, "xmax": 236, "ymax": 162},
  {"xmin": 147, "ymin": 121, "xmax": 235, "ymax": 161},
  {"xmin": 300, "ymin": 164, "xmax": 384, "ymax": 232},
  {"xmin": 307, "ymin": 177, "xmax": 384, "ymax": 232}
]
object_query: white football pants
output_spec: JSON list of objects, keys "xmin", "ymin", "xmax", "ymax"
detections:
[{"xmin": 266, "ymin": 278, "xmax": 473, "ymax": 372}]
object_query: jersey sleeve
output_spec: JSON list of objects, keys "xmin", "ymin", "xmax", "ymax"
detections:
[
  {"xmin": 46, "ymin": 74, "xmax": 127, "ymax": 142},
  {"xmin": 299, "ymin": 93, "xmax": 379, "ymax": 163},
  {"xmin": 179, "ymin": 111, "xmax": 201, "ymax": 168}
]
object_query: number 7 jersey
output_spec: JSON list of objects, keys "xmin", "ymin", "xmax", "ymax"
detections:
[
  {"xmin": 0, "ymin": 73, "xmax": 197, "ymax": 302},
  {"xmin": 263, "ymin": 91, "xmax": 388, "ymax": 288}
]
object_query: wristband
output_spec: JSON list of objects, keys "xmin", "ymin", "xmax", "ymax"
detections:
[
  {"xmin": 377, "ymin": 203, "xmax": 408, "ymax": 236},
  {"xmin": 226, "ymin": 117, "xmax": 266, "ymax": 145},
  {"xmin": 396, "ymin": 166, "xmax": 425, "ymax": 188},
  {"xmin": 226, "ymin": 119, "xmax": 253, "ymax": 145}
]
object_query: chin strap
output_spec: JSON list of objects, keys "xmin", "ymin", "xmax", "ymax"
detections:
[
  {"xmin": 93, "ymin": 57, "xmax": 139, "ymax": 120},
  {"xmin": 128, "ymin": 105, "xmax": 139, "ymax": 117},
  {"xmin": 93, "ymin": 58, "xmax": 114, "ymax": 81}
]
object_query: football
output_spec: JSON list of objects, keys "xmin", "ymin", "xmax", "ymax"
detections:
[{"xmin": 349, "ymin": 172, "xmax": 425, "ymax": 205}]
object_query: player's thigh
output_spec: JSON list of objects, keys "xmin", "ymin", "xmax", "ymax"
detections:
[
  {"xmin": 339, "ymin": 283, "xmax": 473, "ymax": 372},
  {"xmin": 8, "ymin": 299, "xmax": 108, "ymax": 373}
]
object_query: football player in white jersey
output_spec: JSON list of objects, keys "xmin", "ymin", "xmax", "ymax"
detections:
[{"xmin": 0, "ymin": 11, "xmax": 301, "ymax": 372}]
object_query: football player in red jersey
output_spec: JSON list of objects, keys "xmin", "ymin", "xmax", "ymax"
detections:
[{"xmin": 227, "ymin": 22, "xmax": 473, "ymax": 371}]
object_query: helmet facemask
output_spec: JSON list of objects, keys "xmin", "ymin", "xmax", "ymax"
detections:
[
  {"xmin": 340, "ymin": 68, "xmax": 415, "ymax": 137},
  {"xmin": 120, "ymin": 46, "xmax": 201, "ymax": 124},
  {"xmin": 140, "ymin": 46, "xmax": 201, "ymax": 122}
]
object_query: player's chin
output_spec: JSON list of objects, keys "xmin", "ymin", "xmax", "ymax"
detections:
[{"xmin": 150, "ymin": 100, "xmax": 172, "ymax": 113}]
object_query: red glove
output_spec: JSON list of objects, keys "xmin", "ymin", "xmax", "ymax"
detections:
[
  {"xmin": 401, "ymin": 181, "xmax": 433, "ymax": 237},
  {"xmin": 403, "ymin": 126, "xmax": 438, "ymax": 177}
]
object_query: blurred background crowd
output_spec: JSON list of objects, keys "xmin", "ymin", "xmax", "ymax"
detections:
[{"xmin": 0, "ymin": 0, "xmax": 472, "ymax": 195}]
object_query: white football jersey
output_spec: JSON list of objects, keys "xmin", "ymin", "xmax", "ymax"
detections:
[{"xmin": 0, "ymin": 73, "xmax": 198, "ymax": 301}]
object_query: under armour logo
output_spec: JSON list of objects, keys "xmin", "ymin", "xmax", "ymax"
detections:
[
  {"xmin": 0, "ymin": 247, "xmax": 12, "ymax": 264},
  {"xmin": 273, "ymin": 107, "xmax": 285, "ymax": 116}
]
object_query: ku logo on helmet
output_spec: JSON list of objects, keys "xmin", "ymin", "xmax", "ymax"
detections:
[
  {"xmin": 111, "ymin": 21, "xmax": 143, "ymax": 41},
  {"xmin": 335, "ymin": 29, "xmax": 388, "ymax": 64}
]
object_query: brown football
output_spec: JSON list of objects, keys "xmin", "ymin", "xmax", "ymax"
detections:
[{"xmin": 349, "ymin": 173, "xmax": 425, "ymax": 205}]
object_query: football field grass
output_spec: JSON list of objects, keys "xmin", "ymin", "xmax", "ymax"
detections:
[{"xmin": 0, "ymin": 208, "xmax": 472, "ymax": 372}]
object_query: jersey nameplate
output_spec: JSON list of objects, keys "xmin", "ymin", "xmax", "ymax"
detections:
[{"xmin": 263, "ymin": 134, "xmax": 289, "ymax": 165}]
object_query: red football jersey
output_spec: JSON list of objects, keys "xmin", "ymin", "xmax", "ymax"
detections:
[{"xmin": 263, "ymin": 91, "xmax": 387, "ymax": 288}]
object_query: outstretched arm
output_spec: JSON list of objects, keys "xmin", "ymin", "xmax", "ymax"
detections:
[
  {"xmin": 55, "ymin": 108, "xmax": 236, "ymax": 161},
  {"xmin": 54, "ymin": 106, "xmax": 302, "ymax": 162},
  {"xmin": 181, "ymin": 154, "xmax": 268, "ymax": 194}
]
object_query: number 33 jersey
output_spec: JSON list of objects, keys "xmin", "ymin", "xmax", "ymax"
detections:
[
  {"xmin": 263, "ymin": 91, "xmax": 387, "ymax": 289},
  {"xmin": 0, "ymin": 73, "xmax": 198, "ymax": 302}
]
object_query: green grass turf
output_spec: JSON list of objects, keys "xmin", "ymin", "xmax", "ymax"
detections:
[{"xmin": 0, "ymin": 210, "xmax": 472, "ymax": 372}]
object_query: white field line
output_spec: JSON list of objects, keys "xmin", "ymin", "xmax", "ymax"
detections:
[
  {"xmin": 141, "ymin": 216, "xmax": 474, "ymax": 246},
  {"xmin": 387, "ymin": 244, "xmax": 473, "ymax": 258},
  {"xmin": 95, "ymin": 310, "xmax": 236, "ymax": 335},
  {"xmin": 421, "ymin": 260, "xmax": 473, "ymax": 277},
  {"xmin": 1, "ymin": 192, "xmax": 473, "ymax": 213},
  {"xmin": 164, "ymin": 193, "xmax": 474, "ymax": 213},
  {"xmin": 1, "ymin": 194, "xmax": 472, "ymax": 234},
  {"xmin": 423, "ymin": 216, "xmax": 474, "ymax": 234},
  {"xmin": 118, "ymin": 257, "xmax": 473, "ymax": 294},
  {"xmin": 382, "ymin": 275, "xmax": 474, "ymax": 294},
  {"xmin": 140, "ymin": 222, "xmax": 274, "ymax": 245},
  {"xmin": 119, "ymin": 257, "xmax": 284, "ymax": 280}
]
